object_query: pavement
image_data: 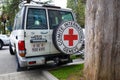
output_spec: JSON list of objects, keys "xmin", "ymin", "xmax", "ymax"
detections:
[
  {"xmin": 0, "ymin": 70, "xmax": 58, "ymax": 80},
  {"xmin": 0, "ymin": 59, "xmax": 84, "ymax": 80},
  {"xmin": 0, "ymin": 46, "xmax": 17, "ymax": 75}
]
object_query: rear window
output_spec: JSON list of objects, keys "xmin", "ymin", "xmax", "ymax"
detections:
[
  {"xmin": 48, "ymin": 10, "xmax": 74, "ymax": 29},
  {"xmin": 26, "ymin": 8, "xmax": 47, "ymax": 29}
]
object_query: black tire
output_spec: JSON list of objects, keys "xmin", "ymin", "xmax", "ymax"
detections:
[
  {"xmin": 56, "ymin": 55, "xmax": 72, "ymax": 66},
  {"xmin": 52, "ymin": 25, "xmax": 61, "ymax": 52},
  {"xmin": 0, "ymin": 40, "xmax": 3, "ymax": 50},
  {"xmin": 52, "ymin": 21, "xmax": 68, "ymax": 53},
  {"xmin": 9, "ymin": 43, "xmax": 15, "ymax": 55}
]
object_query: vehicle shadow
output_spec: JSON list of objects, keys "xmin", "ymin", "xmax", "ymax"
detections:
[
  {"xmin": 19, "ymin": 63, "xmax": 60, "ymax": 72},
  {"xmin": 17, "ymin": 62, "xmax": 70, "ymax": 72}
]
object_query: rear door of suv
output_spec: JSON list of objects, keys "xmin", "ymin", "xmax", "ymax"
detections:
[
  {"xmin": 48, "ymin": 9, "xmax": 75, "ymax": 54},
  {"xmin": 24, "ymin": 7, "xmax": 50, "ymax": 57}
]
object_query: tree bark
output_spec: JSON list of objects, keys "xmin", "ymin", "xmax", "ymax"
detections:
[{"xmin": 84, "ymin": 0, "xmax": 120, "ymax": 80}]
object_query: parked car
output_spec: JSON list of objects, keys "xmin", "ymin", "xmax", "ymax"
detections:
[
  {"xmin": 0, "ymin": 34, "xmax": 10, "ymax": 49},
  {"xmin": 9, "ymin": 1, "xmax": 84, "ymax": 71}
]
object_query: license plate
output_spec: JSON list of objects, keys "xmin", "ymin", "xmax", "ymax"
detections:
[{"xmin": 32, "ymin": 43, "xmax": 45, "ymax": 52}]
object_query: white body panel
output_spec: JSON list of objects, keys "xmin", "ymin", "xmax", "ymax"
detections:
[
  {"xmin": 24, "ymin": 30, "xmax": 51, "ymax": 57},
  {"xmin": 10, "ymin": 30, "xmax": 25, "ymax": 53},
  {"xmin": 49, "ymin": 30, "xmax": 60, "ymax": 54}
]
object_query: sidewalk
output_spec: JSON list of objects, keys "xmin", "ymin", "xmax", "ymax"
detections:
[{"xmin": 0, "ymin": 70, "xmax": 58, "ymax": 80}]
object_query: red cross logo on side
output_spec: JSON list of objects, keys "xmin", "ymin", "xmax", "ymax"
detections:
[{"xmin": 64, "ymin": 28, "xmax": 78, "ymax": 46}]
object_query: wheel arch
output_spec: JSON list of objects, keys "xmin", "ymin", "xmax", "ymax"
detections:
[{"xmin": 0, "ymin": 39, "xmax": 4, "ymax": 45}]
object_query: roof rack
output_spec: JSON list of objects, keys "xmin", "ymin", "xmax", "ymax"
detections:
[
  {"xmin": 19, "ymin": 0, "xmax": 61, "ymax": 9},
  {"xmin": 42, "ymin": 4, "xmax": 61, "ymax": 9},
  {"xmin": 31, "ymin": 0, "xmax": 51, "ymax": 4},
  {"xmin": 18, "ymin": 1, "xmax": 27, "ymax": 9}
]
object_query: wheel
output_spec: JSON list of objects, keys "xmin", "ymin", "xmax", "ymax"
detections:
[
  {"xmin": 61, "ymin": 56, "xmax": 72, "ymax": 65},
  {"xmin": 52, "ymin": 21, "xmax": 84, "ymax": 54},
  {"xmin": 54, "ymin": 57, "xmax": 60, "ymax": 65},
  {"xmin": 0, "ymin": 40, "xmax": 3, "ymax": 50},
  {"xmin": 9, "ymin": 43, "xmax": 15, "ymax": 55},
  {"xmin": 57, "ymin": 58, "xmax": 72, "ymax": 66},
  {"xmin": 56, "ymin": 55, "xmax": 72, "ymax": 66}
]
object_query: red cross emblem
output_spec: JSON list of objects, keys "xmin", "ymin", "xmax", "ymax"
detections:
[{"xmin": 64, "ymin": 28, "xmax": 78, "ymax": 46}]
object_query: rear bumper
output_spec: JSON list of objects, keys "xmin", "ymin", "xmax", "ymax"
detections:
[
  {"xmin": 18, "ymin": 54, "xmax": 71, "ymax": 67},
  {"xmin": 18, "ymin": 57, "xmax": 45, "ymax": 67}
]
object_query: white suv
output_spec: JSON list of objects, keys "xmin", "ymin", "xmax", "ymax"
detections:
[
  {"xmin": 9, "ymin": 2, "xmax": 84, "ymax": 71},
  {"xmin": 0, "ymin": 35, "xmax": 10, "ymax": 49}
]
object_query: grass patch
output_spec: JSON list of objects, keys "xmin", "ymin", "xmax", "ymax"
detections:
[
  {"xmin": 70, "ymin": 54, "xmax": 84, "ymax": 60},
  {"xmin": 49, "ymin": 64, "xmax": 84, "ymax": 80}
]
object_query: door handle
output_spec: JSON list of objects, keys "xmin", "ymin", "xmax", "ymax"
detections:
[
  {"xmin": 41, "ymin": 32, "xmax": 48, "ymax": 34},
  {"xmin": 30, "ymin": 39, "xmax": 47, "ymax": 43},
  {"xmin": 16, "ymin": 36, "xmax": 18, "ymax": 39}
]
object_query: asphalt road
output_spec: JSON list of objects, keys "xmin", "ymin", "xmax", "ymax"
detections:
[
  {"xmin": 0, "ymin": 46, "xmax": 84, "ymax": 75},
  {"xmin": 0, "ymin": 46, "xmax": 17, "ymax": 75},
  {"xmin": 0, "ymin": 46, "xmax": 59, "ymax": 80}
]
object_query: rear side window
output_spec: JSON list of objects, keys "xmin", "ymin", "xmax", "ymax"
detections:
[
  {"xmin": 48, "ymin": 10, "xmax": 74, "ymax": 29},
  {"xmin": 26, "ymin": 8, "xmax": 47, "ymax": 29},
  {"xmin": 13, "ymin": 8, "xmax": 25, "ymax": 30}
]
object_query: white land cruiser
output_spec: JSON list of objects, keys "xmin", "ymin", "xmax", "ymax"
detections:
[{"xmin": 9, "ymin": 1, "xmax": 84, "ymax": 70}]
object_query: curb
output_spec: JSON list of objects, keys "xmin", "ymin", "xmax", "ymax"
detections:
[
  {"xmin": 42, "ymin": 71, "xmax": 59, "ymax": 80},
  {"xmin": 64, "ymin": 59, "xmax": 84, "ymax": 66}
]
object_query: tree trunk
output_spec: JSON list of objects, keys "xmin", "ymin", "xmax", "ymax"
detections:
[{"xmin": 84, "ymin": 0, "xmax": 120, "ymax": 80}]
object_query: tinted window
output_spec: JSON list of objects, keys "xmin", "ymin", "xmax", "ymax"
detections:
[
  {"xmin": 48, "ymin": 10, "xmax": 74, "ymax": 29},
  {"xmin": 26, "ymin": 8, "xmax": 47, "ymax": 29}
]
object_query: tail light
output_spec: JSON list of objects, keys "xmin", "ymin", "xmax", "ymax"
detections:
[
  {"xmin": 29, "ymin": 61, "xmax": 36, "ymax": 65},
  {"xmin": 18, "ymin": 41, "xmax": 26, "ymax": 57}
]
